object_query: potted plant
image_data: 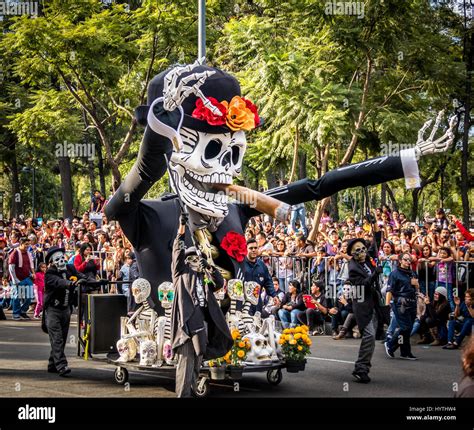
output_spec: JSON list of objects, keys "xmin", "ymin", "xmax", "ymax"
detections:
[
  {"xmin": 279, "ymin": 325, "xmax": 312, "ymax": 373},
  {"xmin": 208, "ymin": 357, "xmax": 226, "ymax": 380},
  {"xmin": 224, "ymin": 329, "xmax": 250, "ymax": 380}
]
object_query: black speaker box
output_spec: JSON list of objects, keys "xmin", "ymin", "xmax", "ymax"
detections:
[{"xmin": 87, "ymin": 294, "xmax": 128, "ymax": 354}]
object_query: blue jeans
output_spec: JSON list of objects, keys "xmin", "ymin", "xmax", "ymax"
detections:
[
  {"xmin": 419, "ymin": 280, "xmax": 436, "ymax": 301},
  {"xmin": 437, "ymin": 282, "xmax": 454, "ymax": 311},
  {"xmin": 278, "ymin": 308, "xmax": 304, "ymax": 329},
  {"xmin": 290, "ymin": 207, "xmax": 307, "ymax": 236},
  {"xmin": 387, "ymin": 298, "xmax": 417, "ymax": 356},
  {"xmin": 386, "ymin": 309, "xmax": 397, "ymax": 339},
  {"xmin": 447, "ymin": 318, "xmax": 473, "ymax": 345},
  {"xmin": 12, "ymin": 278, "xmax": 33, "ymax": 317}
]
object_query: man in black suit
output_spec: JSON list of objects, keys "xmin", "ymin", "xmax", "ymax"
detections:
[{"xmin": 347, "ymin": 239, "xmax": 383, "ymax": 383}]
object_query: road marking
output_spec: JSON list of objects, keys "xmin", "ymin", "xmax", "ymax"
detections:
[
  {"xmin": 2, "ymin": 326, "xmax": 25, "ymax": 330},
  {"xmin": 307, "ymin": 356, "xmax": 354, "ymax": 364}
]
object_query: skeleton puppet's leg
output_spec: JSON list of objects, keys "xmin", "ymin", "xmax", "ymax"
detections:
[{"xmin": 265, "ymin": 150, "xmax": 420, "ymax": 205}]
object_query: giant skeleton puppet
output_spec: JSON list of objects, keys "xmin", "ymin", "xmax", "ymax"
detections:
[{"xmin": 105, "ymin": 58, "xmax": 457, "ymax": 314}]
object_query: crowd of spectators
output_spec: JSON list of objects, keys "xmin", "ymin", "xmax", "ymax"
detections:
[{"xmin": 1, "ymin": 203, "xmax": 472, "ymax": 352}]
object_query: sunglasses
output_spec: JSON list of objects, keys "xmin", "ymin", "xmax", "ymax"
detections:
[{"xmin": 402, "ymin": 257, "xmax": 412, "ymax": 262}]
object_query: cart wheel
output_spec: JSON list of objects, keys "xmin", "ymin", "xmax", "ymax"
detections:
[
  {"xmin": 267, "ymin": 369, "xmax": 282, "ymax": 386},
  {"xmin": 192, "ymin": 376, "xmax": 210, "ymax": 398},
  {"xmin": 114, "ymin": 367, "xmax": 129, "ymax": 385}
]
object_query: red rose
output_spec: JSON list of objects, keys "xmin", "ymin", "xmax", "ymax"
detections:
[
  {"xmin": 242, "ymin": 97, "xmax": 260, "ymax": 127},
  {"xmin": 191, "ymin": 97, "xmax": 227, "ymax": 126},
  {"xmin": 220, "ymin": 231, "xmax": 247, "ymax": 263}
]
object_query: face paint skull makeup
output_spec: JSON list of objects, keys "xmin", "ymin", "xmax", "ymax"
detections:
[
  {"xmin": 116, "ymin": 338, "xmax": 137, "ymax": 362},
  {"xmin": 243, "ymin": 281, "xmax": 260, "ymax": 306},
  {"xmin": 351, "ymin": 241, "xmax": 367, "ymax": 262},
  {"xmin": 227, "ymin": 279, "xmax": 244, "ymax": 301},
  {"xmin": 131, "ymin": 278, "xmax": 151, "ymax": 304},
  {"xmin": 157, "ymin": 282, "xmax": 175, "ymax": 309},
  {"xmin": 244, "ymin": 332, "xmax": 274, "ymax": 365},
  {"xmin": 51, "ymin": 251, "xmax": 67, "ymax": 271},
  {"xmin": 139, "ymin": 340, "xmax": 158, "ymax": 366}
]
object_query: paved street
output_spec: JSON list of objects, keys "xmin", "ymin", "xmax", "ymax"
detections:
[{"xmin": 0, "ymin": 311, "xmax": 464, "ymax": 398}]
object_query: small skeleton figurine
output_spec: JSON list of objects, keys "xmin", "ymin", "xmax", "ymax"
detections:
[
  {"xmin": 140, "ymin": 340, "xmax": 158, "ymax": 366},
  {"xmin": 226, "ymin": 279, "xmax": 245, "ymax": 330},
  {"xmin": 156, "ymin": 281, "xmax": 176, "ymax": 366},
  {"xmin": 243, "ymin": 331, "xmax": 274, "ymax": 366},
  {"xmin": 116, "ymin": 337, "xmax": 138, "ymax": 363},
  {"xmin": 236, "ymin": 281, "xmax": 261, "ymax": 335},
  {"xmin": 115, "ymin": 278, "xmax": 159, "ymax": 365}
]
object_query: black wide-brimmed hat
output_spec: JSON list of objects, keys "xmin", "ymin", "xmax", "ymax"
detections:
[
  {"xmin": 135, "ymin": 64, "xmax": 261, "ymax": 134},
  {"xmin": 346, "ymin": 239, "xmax": 368, "ymax": 256},
  {"xmin": 45, "ymin": 246, "xmax": 65, "ymax": 265}
]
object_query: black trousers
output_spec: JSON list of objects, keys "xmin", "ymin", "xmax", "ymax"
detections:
[
  {"xmin": 297, "ymin": 308, "xmax": 325, "ymax": 330},
  {"xmin": 46, "ymin": 306, "xmax": 71, "ymax": 371}
]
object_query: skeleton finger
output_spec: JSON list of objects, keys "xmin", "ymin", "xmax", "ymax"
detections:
[
  {"xmin": 417, "ymin": 119, "xmax": 433, "ymax": 144},
  {"xmin": 163, "ymin": 57, "xmax": 205, "ymax": 96},
  {"xmin": 194, "ymin": 88, "xmax": 224, "ymax": 116},
  {"xmin": 427, "ymin": 110, "xmax": 444, "ymax": 143},
  {"xmin": 165, "ymin": 71, "xmax": 216, "ymax": 111}
]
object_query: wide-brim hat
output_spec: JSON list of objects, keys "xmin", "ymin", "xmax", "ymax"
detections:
[
  {"xmin": 347, "ymin": 238, "xmax": 368, "ymax": 256},
  {"xmin": 45, "ymin": 246, "xmax": 65, "ymax": 265},
  {"xmin": 135, "ymin": 64, "xmax": 262, "ymax": 134}
]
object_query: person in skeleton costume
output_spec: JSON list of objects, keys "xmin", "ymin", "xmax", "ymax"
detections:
[
  {"xmin": 43, "ymin": 246, "xmax": 87, "ymax": 376},
  {"xmin": 105, "ymin": 59, "xmax": 456, "ymax": 317},
  {"xmin": 171, "ymin": 212, "xmax": 232, "ymax": 397},
  {"xmin": 347, "ymin": 238, "xmax": 384, "ymax": 384}
]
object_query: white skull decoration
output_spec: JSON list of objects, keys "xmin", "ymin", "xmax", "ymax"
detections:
[
  {"xmin": 169, "ymin": 127, "xmax": 247, "ymax": 218},
  {"xmin": 227, "ymin": 279, "xmax": 244, "ymax": 301},
  {"xmin": 157, "ymin": 281, "xmax": 175, "ymax": 309},
  {"xmin": 116, "ymin": 338, "xmax": 137, "ymax": 362},
  {"xmin": 243, "ymin": 281, "xmax": 261, "ymax": 306},
  {"xmin": 139, "ymin": 340, "xmax": 158, "ymax": 366},
  {"xmin": 131, "ymin": 278, "xmax": 151, "ymax": 304},
  {"xmin": 243, "ymin": 332, "xmax": 274, "ymax": 365},
  {"xmin": 51, "ymin": 251, "xmax": 67, "ymax": 272}
]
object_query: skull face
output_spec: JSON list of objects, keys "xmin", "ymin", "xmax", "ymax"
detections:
[
  {"xmin": 139, "ymin": 340, "xmax": 157, "ymax": 366},
  {"xmin": 244, "ymin": 332, "xmax": 274, "ymax": 365},
  {"xmin": 51, "ymin": 251, "xmax": 66, "ymax": 271},
  {"xmin": 342, "ymin": 284, "xmax": 352, "ymax": 299},
  {"xmin": 351, "ymin": 241, "xmax": 367, "ymax": 262},
  {"xmin": 243, "ymin": 281, "xmax": 260, "ymax": 306},
  {"xmin": 157, "ymin": 282, "xmax": 175, "ymax": 309},
  {"xmin": 131, "ymin": 278, "xmax": 151, "ymax": 304},
  {"xmin": 227, "ymin": 279, "xmax": 244, "ymax": 301},
  {"xmin": 169, "ymin": 127, "xmax": 247, "ymax": 218},
  {"xmin": 116, "ymin": 338, "xmax": 137, "ymax": 362}
]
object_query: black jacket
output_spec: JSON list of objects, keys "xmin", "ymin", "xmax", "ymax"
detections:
[
  {"xmin": 348, "ymin": 258, "xmax": 382, "ymax": 331},
  {"xmin": 44, "ymin": 264, "xmax": 86, "ymax": 310},
  {"xmin": 280, "ymin": 292, "xmax": 305, "ymax": 311}
]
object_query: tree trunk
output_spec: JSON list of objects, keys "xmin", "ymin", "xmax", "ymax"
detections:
[
  {"xmin": 87, "ymin": 157, "xmax": 96, "ymax": 195},
  {"xmin": 330, "ymin": 192, "xmax": 339, "ymax": 221},
  {"xmin": 9, "ymin": 145, "xmax": 23, "ymax": 218},
  {"xmin": 96, "ymin": 139, "xmax": 106, "ymax": 196},
  {"xmin": 381, "ymin": 183, "xmax": 387, "ymax": 207},
  {"xmin": 288, "ymin": 125, "xmax": 299, "ymax": 183},
  {"xmin": 308, "ymin": 197, "xmax": 330, "ymax": 242},
  {"xmin": 386, "ymin": 183, "xmax": 398, "ymax": 212},
  {"xmin": 265, "ymin": 169, "xmax": 278, "ymax": 189},
  {"xmin": 58, "ymin": 156, "xmax": 73, "ymax": 219},
  {"xmin": 298, "ymin": 150, "xmax": 307, "ymax": 180},
  {"xmin": 411, "ymin": 188, "xmax": 421, "ymax": 221},
  {"xmin": 461, "ymin": 30, "xmax": 473, "ymax": 226}
]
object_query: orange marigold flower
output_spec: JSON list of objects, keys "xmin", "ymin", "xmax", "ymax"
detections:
[
  {"xmin": 237, "ymin": 350, "xmax": 245, "ymax": 358},
  {"xmin": 238, "ymin": 341, "xmax": 245, "ymax": 348},
  {"xmin": 223, "ymin": 96, "xmax": 256, "ymax": 131}
]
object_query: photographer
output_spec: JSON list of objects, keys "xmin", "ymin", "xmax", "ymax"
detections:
[
  {"xmin": 73, "ymin": 243, "xmax": 100, "ymax": 282},
  {"xmin": 443, "ymin": 288, "xmax": 474, "ymax": 350}
]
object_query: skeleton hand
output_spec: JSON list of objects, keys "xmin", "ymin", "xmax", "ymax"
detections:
[
  {"xmin": 162, "ymin": 57, "xmax": 223, "ymax": 117},
  {"xmin": 414, "ymin": 110, "xmax": 457, "ymax": 158}
]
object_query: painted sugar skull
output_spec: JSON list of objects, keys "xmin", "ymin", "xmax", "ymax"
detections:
[
  {"xmin": 116, "ymin": 338, "xmax": 137, "ymax": 362},
  {"xmin": 227, "ymin": 279, "xmax": 244, "ymax": 301},
  {"xmin": 131, "ymin": 278, "xmax": 151, "ymax": 304},
  {"xmin": 243, "ymin": 281, "xmax": 260, "ymax": 306},
  {"xmin": 145, "ymin": 59, "xmax": 259, "ymax": 219},
  {"xmin": 139, "ymin": 340, "xmax": 157, "ymax": 366},
  {"xmin": 157, "ymin": 281, "xmax": 175, "ymax": 309},
  {"xmin": 51, "ymin": 251, "xmax": 67, "ymax": 271},
  {"xmin": 244, "ymin": 332, "xmax": 274, "ymax": 365}
]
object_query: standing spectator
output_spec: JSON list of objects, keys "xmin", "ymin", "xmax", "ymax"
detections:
[
  {"xmin": 298, "ymin": 279, "xmax": 328, "ymax": 335},
  {"xmin": 118, "ymin": 254, "xmax": 134, "ymax": 298},
  {"xmin": 8, "ymin": 237, "xmax": 35, "ymax": 320},
  {"xmin": 417, "ymin": 245, "xmax": 437, "ymax": 300},
  {"xmin": 272, "ymin": 239, "xmax": 293, "ymax": 292},
  {"xmin": 277, "ymin": 280, "xmax": 305, "ymax": 329},
  {"xmin": 385, "ymin": 252, "xmax": 419, "ymax": 360},
  {"xmin": 74, "ymin": 243, "xmax": 100, "ymax": 281},
  {"xmin": 243, "ymin": 239, "xmax": 275, "ymax": 314},
  {"xmin": 443, "ymin": 289, "xmax": 474, "ymax": 350},
  {"xmin": 90, "ymin": 190, "xmax": 106, "ymax": 213},
  {"xmin": 432, "ymin": 247, "xmax": 455, "ymax": 310},
  {"xmin": 33, "ymin": 262, "xmax": 47, "ymax": 319}
]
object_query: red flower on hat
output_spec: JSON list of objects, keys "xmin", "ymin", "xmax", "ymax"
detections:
[
  {"xmin": 242, "ymin": 97, "xmax": 260, "ymax": 127},
  {"xmin": 191, "ymin": 97, "xmax": 227, "ymax": 126},
  {"xmin": 220, "ymin": 231, "xmax": 247, "ymax": 263}
]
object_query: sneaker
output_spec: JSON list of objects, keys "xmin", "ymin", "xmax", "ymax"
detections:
[
  {"xmin": 352, "ymin": 371, "xmax": 371, "ymax": 383},
  {"xmin": 47, "ymin": 366, "xmax": 58, "ymax": 373},
  {"xmin": 318, "ymin": 326, "xmax": 325, "ymax": 335},
  {"xmin": 443, "ymin": 343, "xmax": 459, "ymax": 350},
  {"xmin": 33, "ymin": 315, "xmax": 41, "ymax": 320},
  {"xmin": 429, "ymin": 339, "xmax": 443, "ymax": 346},
  {"xmin": 311, "ymin": 330, "xmax": 319, "ymax": 336},
  {"xmin": 58, "ymin": 367, "xmax": 71, "ymax": 377},
  {"xmin": 20, "ymin": 313, "xmax": 31, "ymax": 320},
  {"xmin": 400, "ymin": 354, "xmax": 418, "ymax": 360},
  {"xmin": 384, "ymin": 342, "xmax": 395, "ymax": 359},
  {"xmin": 13, "ymin": 315, "xmax": 22, "ymax": 321}
]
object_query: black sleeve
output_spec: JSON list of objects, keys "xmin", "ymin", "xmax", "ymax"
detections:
[
  {"xmin": 209, "ymin": 266, "xmax": 225, "ymax": 292},
  {"xmin": 45, "ymin": 272, "xmax": 73, "ymax": 292},
  {"xmin": 295, "ymin": 294, "xmax": 306, "ymax": 310},
  {"xmin": 240, "ymin": 156, "xmax": 405, "ymax": 219}
]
